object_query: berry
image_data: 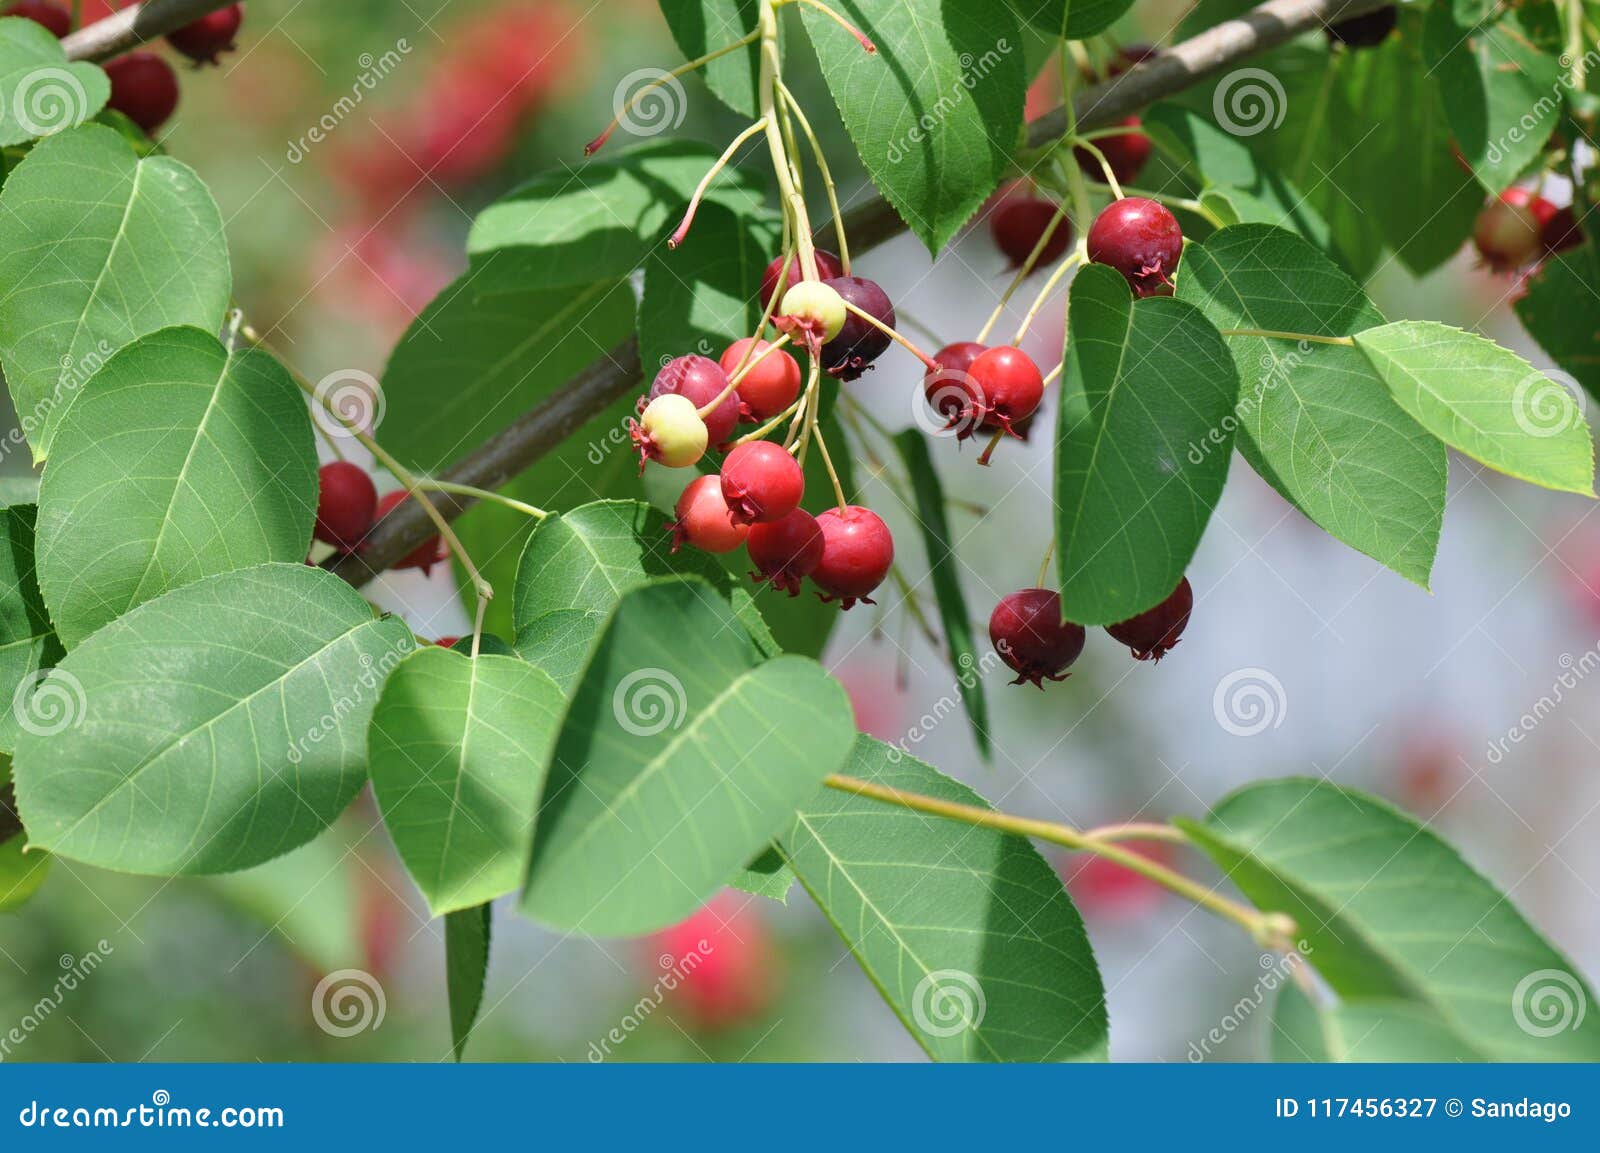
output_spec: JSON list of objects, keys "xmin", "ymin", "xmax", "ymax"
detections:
[
  {"xmin": 819, "ymin": 275, "xmax": 895, "ymax": 381},
  {"xmin": 1105, "ymin": 576, "xmax": 1193, "ymax": 661},
  {"xmin": 1324, "ymin": 5, "xmax": 1397, "ymax": 48},
  {"xmin": 166, "ymin": 2, "xmax": 243, "ymax": 65},
  {"xmin": 1075, "ymin": 117, "xmax": 1151, "ymax": 186},
  {"xmin": 432, "ymin": 636, "xmax": 461, "ymax": 648},
  {"xmin": 720, "ymin": 440, "xmax": 805, "ymax": 526},
  {"xmin": 776, "ymin": 280, "xmax": 847, "ymax": 350},
  {"xmin": 965, "ymin": 345, "xmax": 1044, "ymax": 437},
  {"xmin": 5, "ymin": 1, "xmax": 70, "ymax": 36},
  {"xmin": 989, "ymin": 191, "xmax": 1072, "ymax": 270},
  {"xmin": 989, "ymin": 588, "xmax": 1086, "ymax": 687},
  {"xmin": 648, "ymin": 894, "xmax": 776, "ymax": 1032},
  {"xmin": 314, "ymin": 461, "xmax": 378, "ymax": 551},
  {"xmin": 1106, "ymin": 42, "xmax": 1158, "ymax": 75},
  {"xmin": 1473, "ymin": 189, "xmax": 1552, "ymax": 273},
  {"xmin": 371, "ymin": 490, "xmax": 448, "ymax": 574},
  {"xmin": 1087, "ymin": 197, "xmax": 1183, "ymax": 297},
  {"xmin": 747, "ymin": 508, "xmax": 825, "ymax": 595},
  {"xmin": 813, "ymin": 506, "xmax": 893, "ymax": 609},
  {"xmin": 1063, "ymin": 843, "xmax": 1173, "ymax": 919},
  {"xmin": 647, "ymin": 354, "xmax": 739, "ymax": 448},
  {"xmin": 630, "ymin": 394, "xmax": 708, "ymax": 472},
  {"xmin": 1541, "ymin": 204, "xmax": 1583, "ymax": 256},
  {"xmin": 720, "ymin": 338, "xmax": 800, "ymax": 421},
  {"xmin": 669, "ymin": 474, "xmax": 750, "ymax": 554},
  {"xmin": 103, "ymin": 52, "xmax": 180, "ymax": 134},
  {"xmin": 923, "ymin": 341, "xmax": 988, "ymax": 434},
  {"xmin": 759, "ymin": 248, "xmax": 844, "ymax": 311}
]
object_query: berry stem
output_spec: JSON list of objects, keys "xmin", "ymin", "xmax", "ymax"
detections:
[
  {"xmin": 585, "ymin": 30, "xmax": 760, "ymax": 155},
  {"xmin": 811, "ymin": 414, "xmax": 849, "ymax": 509},
  {"xmin": 821, "ymin": 773, "xmax": 1291, "ymax": 945},
  {"xmin": 775, "ymin": 78, "xmax": 851, "ymax": 274},
  {"xmin": 1086, "ymin": 181, "xmax": 1223, "ymax": 227},
  {"xmin": 1081, "ymin": 821, "xmax": 1189, "ymax": 845},
  {"xmin": 669, "ymin": 117, "xmax": 770, "ymax": 248},
  {"xmin": 738, "ymin": 392, "xmax": 806, "ymax": 444},
  {"xmin": 1073, "ymin": 139, "xmax": 1125, "ymax": 200},
  {"xmin": 1043, "ymin": 360, "xmax": 1063, "ymax": 388},
  {"xmin": 1219, "ymin": 327, "xmax": 1356, "ymax": 346},
  {"xmin": 840, "ymin": 299, "xmax": 937, "ymax": 368},
  {"xmin": 701, "ymin": 334, "xmax": 793, "ymax": 418},
  {"xmin": 975, "ymin": 199, "xmax": 1075, "ymax": 344},
  {"xmin": 975, "ymin": 427, "xmax": 1005, "ymax": 467},
  {"xmin": 758, "ymin": 0, "xmax": 818, "ymax": 279},
  {"xmin": 1013, "ymin": 248, "xmax": 1085, "ymax": 344},
  {"xmin": 414, "ymin": 479, "xmax": 549, "ymax": 520},
  {"xmin": 790, "ymin": 357, "xmax": 822, "ymax": 460},
  {"xmin": 777, "ymin": 0, "xmax": 877, "ymax": 52},
  {"xmin": 1036, "ymin": 537, "xmax": 1055, "ymax": 587}
]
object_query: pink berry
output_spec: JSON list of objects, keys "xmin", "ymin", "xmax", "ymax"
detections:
[
  {"xmin": 966, "ymin": 345, "xmax": 1044, "ymax": 438},
  {"xmin": 1087, "ymin": 197, "xmax": 1183, "ymax": 298},
  {"xmin": 759, "ymin": 248, "xmax": 844, "ymax": 311},
  {"xmin": 989, "ymin": 588, "xmax": 1085, "ymax": 687},
  {"xmin": 370, "ymin": 490, "xmax": 448, "ymax": 574},
  {"xmin": 103, "ymin": 52, "xmax": 180, "ymax": 134},
  {"xmin": 720, "ymin": 441, "xmax": 805, "ymax": 526},
  {"xmin": 5, "ymin": 1, "xmax": 70, "ymax": 37},
  {"xmin": 166, "ymin": 2, "xmax": 244, "ymax": 65},
  {"xmin": 669, "ymin": 474, "xmax": 750, "ymax": 554},
  {"xmin": 923, "ymin": 341, "xmax": 988, "ymax": 436},
  {"xmin": 813, "ymin": 506, "xmax": 893, "ymax": 609},
  {"xmin": 1473, "ymin": 188, "xmax": 1554, "ymax": 273},
  {"xmin": 314, "ymin": 461, "xmax": 378, "ymax": 551},
  {"xmin": 1105, "ymin": 577, "xmax": 1193, "ymax": 661},
  {"xmin": 989, "ymin": 189, "xmax": 1072, "ymax": 269},
  {"xmin": 1063, "ymin": 843, "xmax": 1173, "ymax": 919},
  {"xmin": 647, "ymin": 894, "xmax": 776, "ymax": 1032},
  {"xmin": 720, "ymin": 338, "xmax": 801, "ymax": 421},
  {"xmin": 747, "ymin": 508, "xmax": 825, "ymax": 596},
  {"xmin": 646, "ymin": 354, "xmax": 740, "ymax": 449}
]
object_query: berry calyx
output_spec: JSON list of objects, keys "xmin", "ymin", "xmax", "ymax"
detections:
[
  {"xmin": 1324, "ymin": 5, "xmax": 1396, "ymax": 48},
  {"xmin": 1105, "ymin": 576, "xmax": 1193, "ymax": 661},
  {"xmin": 775, "ymin": 280, "xmax": 847, "ymax": 352},
  {"xmin": 647, "ymin": 354, "xmax": 740, "ymax": 448},
  {"xmin": 669, "ymin": 474, "xmax": 750, "ymax": 555},
  {"xmin": 630, "ymin": 393, "xmax": 708, "ymax": 473},
  {"xmin": 1542, "ymin": 205, "xmax": 1584, "ymax": 256},
  {"xmin": 989, "ymin": 588, "xmax": 1086, "ymax": 687},
  {"xmin": 819, "ymin": 275, "xmax": 895, "ymax": 381},
  {"xmin": 923, "ymin": 341, "xmax": 988, "ymax": 434},
  {"xmin": 720, "ymin": 440, "xmax": 805, "ymax": 526},
  {"xmin": 5, "ymin": 1, "xmax": 70, "ymax": 37},
  {"xmin": 1087, "ymin": 197, "xmax": 1184, "ymax": 297},
  {"xmin": 747, "ymin": 508, "xmax": 825, "ymax": 595},
  {"xmin": 760, "ymin": 248, "xmax": 844, "ymax": 311},
  {"xmin": 989, "ymin": 189, "xmax": 1073, "ymax": 271},
  {"xmin": 720, "ymin": 338, "xmax": 801, "ymax": 421},
  {"xmin": 370, "ymin": 490, "xmax": 448, "ymax": 575},
  {"xmin": 1075, "ymin": 118, "xmax": 1151, "ymax": 186},
  {"xmin": 813, "ymin": 506, "xmax": 893, "ymax": 609},
  {"xmin": 167, "ymin": 3, "xmax": 244, "ymax": 66},
  {"xmin": 1473, "ymin": 189, "xmax": 1552, "ymax": 273},
  {"xmin": 965, "ymin": 345, "xmax": 1044, "ymax": 437},
  {"xmin": 103, "ymin": 52, "xmax": 181, "ymax": 135},
  {"xmin": 314, "ymin": 461, "xmax": 378, "ymax": 551}
]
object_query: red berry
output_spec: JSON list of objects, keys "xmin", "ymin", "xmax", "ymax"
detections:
[
  {"xmin": 1473, "ymin": 189, "xmax": 1552, "ymax": 273},
  {"xmin": 1063, "ymin": 843, "xmax": 1173, "ymax": 919},
  {"xmin": 1088, "ymin": 197, "xmax": 1183, "ymax": 297},
  {"xmin": 813, "ymin": 506, "xmax": 893, "ymax": 609},
  {"xmin": 759, "ymin": 248, "xmax": 844, "ymax": 311},
  {"xmin": 965, "ymin": 345, "xmax": 1044, "ymax": 438},
  {"xmin": 1324, "ymin": 5, "xmax": 1396, "ymax": 48},
  {"xmin": 314, "ymin": 461, "xmax": 378, "ymax": 551},
  {"xmin": 646, "ymin": 354, "xmax": 740, "ymax": 449},
  {"xmin": 371, "ymin": 490, "xmax": 448, "ymax": 574},
  {"xmin": 720, "ymin": 441, "xmax": 805, "ymax": 526},
  {"xmin": 923, "ymin": 341, "xmax": 987, "ymax": 435},
  {"xmin": 103, "ymin": 52, "xmax": 180, "ymax": 134},
  {"xmin": 647, "ymin": 893, "xmax": 776, "ymax": 1033},
  {"xmin": 989, "ymin": 588, "xmax": 1085, "ymax": 687},
  {"xmin": 5, "ymin": 1, "xmax": 70, "ymax": 37},
  {"xmin": 819, "ymin": 275, "xmax": 895, "ymax": 381},
  {"xmin": 720, "ymin": 338, "xmax": 801, "ymax": 421},
  {"xmin": 1541, "ymin": 204, "xmax": 1583, "ymax": 256},
  {"xmin": 989, "ymin": 189, "xmax": 1072, "ymax": 270},
  {"xmin": 747, "ymin": 508, "xmax": 825, "ymax": 595},
  {"xmin": 1107, "ymin": 42, "xmax": 1158, "ymax": 75},
  {"xmin": 432, "ymin": 636, "xmax": 461, "ymax": 648},
  {"xmin": 1105, "ymin": 576, "xmax": 1193, "ymax": 661},
  {"xmin": 1075, "ymin": 117, "xmax": 1151, "ymax": 186},
  {"xmin": 166, "ymin": 2, "xmax": 243, "ymax": 65},
  {"xmin": 669, "ymin": 474, "xmax": 750, "ymax": 554}
]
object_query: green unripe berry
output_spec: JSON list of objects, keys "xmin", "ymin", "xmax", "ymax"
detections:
[
  {"xmin": 779, "ymin": 280, "xmax": 848, "ymax": 342},
  {"xmin": 638, "ymin": 393, "xmax": 708, "ymax": 468}
]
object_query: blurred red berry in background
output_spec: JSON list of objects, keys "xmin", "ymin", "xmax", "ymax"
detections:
[
  {"xmin": 1062, "ymin": 842, "xmax": 1175, "ymax": 920},
  {"xmin": 647, "ymin": 893, "xmax": 778, "ymax": 1032}
]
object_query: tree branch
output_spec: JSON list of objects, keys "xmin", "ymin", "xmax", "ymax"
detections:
[
  {"xmin": 332, "ymin": 0, "xmax": 1390, "ymax": 583},
  {"xmin": 63, "ymin": 0, "xmax": 240, "ymax": 62}
]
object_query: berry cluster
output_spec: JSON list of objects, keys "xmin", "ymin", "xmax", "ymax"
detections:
[
  {"xmin": 1472, "ymin": 187, "xmax": 1583, "ymax": 276},
  {"xmin": 989, "ymin": 578, "xmax": 1193, "ymax": 688},
  {"xmin": 313, "ymin": 461, "xmax": 448, "ymax": 576}
]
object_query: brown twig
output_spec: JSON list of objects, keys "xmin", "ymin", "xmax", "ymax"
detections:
[{"xmin": 63, "ymin": 0, "xmax": 241, "ymax": 61}]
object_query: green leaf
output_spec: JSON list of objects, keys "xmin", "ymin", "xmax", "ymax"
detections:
[
  {"xmin": 369, "ymin": 648, "xmax": 564, "ymax": 915},
  {"xmin": 782, "ymin": 737, "xmax": 1108, "ymax": 1061},
  {"xmin": 801, "ymin": 0, "xmax": 1025, "ymax": 255},
  {"xmin": 890, "ymin": 430, "xmax": 988, "ymax": 756},
  {"xmin": 467, "ymin": 140, "xmax": 766, "ymax": 278},
  {"xmin": 36, "ymin": 327, "xmax": 318, "ymax": 647},
  {"xmin": 1005, "ymin": 0, "xmax": 1132, "ymax": 38},
  {"xmin": 656, "ymin": 0, "xmax": 762, "ymax": 115},
  {"xmin": 0, "ymin": 17, "xmax": 109, "ymax": 145},
  {"xmin": 1175, "ymin": 225, "xmax": 1446, "ymax": 587},
  {"xmin": 0, "ymin": 834, "xmax": 48, "ymax": 912},
  {"xmin": 1515, "ymin": 245, "xmax": 1600, "ymax": 402},
  {"xmin": 1179, "ymin": 778, "xmax": 1600, "ymax": 1061},
  {"xmin": 514, "ymin": 609, "xmax": 604, "ymax": 696},
  {"xmin": 0, "ymin": 124, "xmax": 231, "ymax": 460},
  {"xmin": 1423, "ymin": 5, "xmax": 1561, "ymax": 193},
  {"xmin": 0, "ymin": 504, "xmax": 64, "ymax": 755},
  {"xmin": 379, "ymin": 260, "xmax": 636, "ymax": 473},
  {"xmin": 521, "ymin": 578, "xmax": 855, "ymax": 935},
  {"xmin": 1271, "ymin": 983, "xmax": 1483, "ymax": 1062},
  {"xmin": 446, "ymin": 634, "xmax": 518, "ymax": 658},
  {"xmin": 1056, "ymin": 263, "xmax": 1239, "ymax": 624},
  {"xmin": 11, "ymin": 563, "xmax": 413, "ymax": 875},
  {"xmin": 728, "ymin": 844, "xmax": 793, "ymax": 903},
  {"xmin": 446, "ymin": 903, "xmax": 492, "ymax": 1061},
  {"xmin": 1353, "ymin": 320, "xmax": 1595, "ymax": 496}
]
